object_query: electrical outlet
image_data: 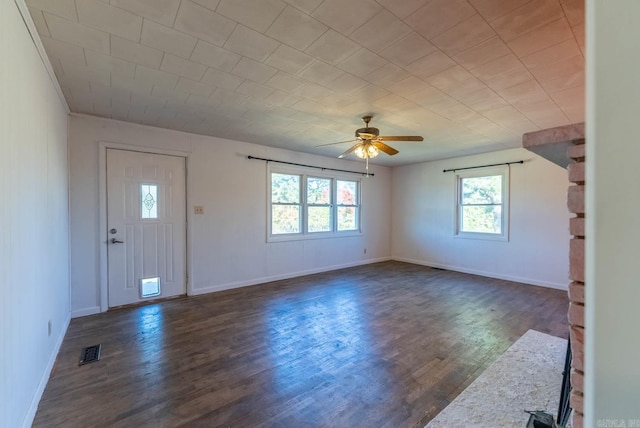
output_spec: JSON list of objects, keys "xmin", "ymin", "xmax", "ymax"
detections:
[
  {"xmin": 194, "ymin": 206, "xmax": 204, "ymax": 215},
  {"xmin": 48, "ymin": 320, "xmax": 52, "ymax": 337}
]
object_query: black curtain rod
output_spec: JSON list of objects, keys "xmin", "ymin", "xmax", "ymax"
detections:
[
  {"xmin": 442, "ymin": 160, "xmax": 524, "ymax": 173},
  {"xmin": 247, "ymin": 156, "xmax": 374, "ymax": 177}
]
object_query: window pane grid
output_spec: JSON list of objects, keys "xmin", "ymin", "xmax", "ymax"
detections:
[
  {"xmin": 270, "ymin": 173, "xmax": 360, "ymax": 238},
  {"xmin": 456, "ymin": 171, "xmax": 508, "ymax": 239}
]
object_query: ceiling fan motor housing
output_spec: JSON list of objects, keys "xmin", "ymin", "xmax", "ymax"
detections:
[{"xmin": 355, "ymin": 127, "xmax": 380, "ymax": 139}]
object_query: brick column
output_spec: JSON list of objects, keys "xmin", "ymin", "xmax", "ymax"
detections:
[{"xmin": 567, "ymin": 140, "xmax": 585, "ymax": 427}]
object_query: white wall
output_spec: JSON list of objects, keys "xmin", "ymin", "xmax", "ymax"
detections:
[
  {"xmin": 586, "ymin": 1, "xmax": 640, "ymax": 425},
  {"xmin": 0, "ymin": 2, "xmax": 70, "ymax": 427},
  {"xmin": 391, "ymin": 148, "xmax": 570, "ymax": 289},
  {"xmin": 68, "ymin": 115, "xmax": 392, "ymax": 315}
]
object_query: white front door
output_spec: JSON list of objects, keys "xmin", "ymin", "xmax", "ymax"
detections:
[{"xmin": 106, "ymin": 149, "xmax": 186, "ymax": 307}]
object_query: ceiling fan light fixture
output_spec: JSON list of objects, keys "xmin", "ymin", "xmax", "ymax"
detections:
[{"xmin": 354, "ymin": 143, "xmax": 379, "ymax": 159}]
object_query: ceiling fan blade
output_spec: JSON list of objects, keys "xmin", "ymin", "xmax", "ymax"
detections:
[
  {"xmin": 373, "ymin": 141, "xmax": 399, "ymax": 156},
  {"xmin": 338, "ymin": 144, "xmax": 361, "ymax": 158},
  {"xmin": 379, "ymin": 136, "xmax": 424, "ymax": 141},
  {"xmin": 314, "ymin": 139, "xmax": 359, "ymax": 148}
]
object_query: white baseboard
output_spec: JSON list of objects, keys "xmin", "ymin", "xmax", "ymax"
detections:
[
  {"xmin": 71, "ymin": 306, "xmax": 101, "ymax": 318},
  {"xmin": 392, "ymin": 257, "xmax": 568, "ymax": 290},
  {"xmin": 189, "ymin": 257, "xmax": 391, "ymax": 296},
  {"xmin": 22, "ymin": 311, "xmax": 71, "ymax": 428}
]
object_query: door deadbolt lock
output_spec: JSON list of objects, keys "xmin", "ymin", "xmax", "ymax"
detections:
[{"xmin": 110, "ymin": 228, "xmax": 117, "ymax": 234}]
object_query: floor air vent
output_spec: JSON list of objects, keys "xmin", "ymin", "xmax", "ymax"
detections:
[{"xmin": 79, "ymin": 344, "xmax": 101, "ymax": 365}]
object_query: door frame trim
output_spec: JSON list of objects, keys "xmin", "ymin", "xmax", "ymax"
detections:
[{"xmin": 98, "ymin": 142, "xmax": 192, "ymax": 312}]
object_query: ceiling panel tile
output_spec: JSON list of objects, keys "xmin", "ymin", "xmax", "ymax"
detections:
[
  {"xmin": 458, "ymin": 87, "xmax": 508, "ymax": 113},
  {"xmin": 405, "ymin": 51, "xmax": 456, "ymax": 81},
  {"xmin": 507, "ymin": 18, "xmax": 573, "ymax": 57},
  {"xmin": 305, "ymin": 30, "xmax": 360, "ymax": 65},
  {"xmin": 26, "ymin": 0, "xmax": 77, "ymax": 21},
  {"xmin": 111, "ymin": 35, "xmax": 163, "ymax": 69},
  {"xmin": 151, "ymin": 86, "xmax": 190, "ymax": 103},
  {"xmin": 76, "ymin": 0, "xmax": 142, "ymax": 41},
  {"xmin": 266, "ymin": 6, "xmax": 328, "ymax": 51},
  {"xmin": 160, "ymin": 54, "xmax": 208, "ymax": 80},
  {"xmin": 191, "ymin": 0, "xmax": 221, "ymax": 11},
  {"xmin": 266, "ymin": 71, "xmax": 308, "ymax": 92},
  {"xmin": 265, "ymin": 44, "xmax": 315, "ymax": 74},
  {"xmin": 560, "ymin": 0, "xmax": 584, "ymax": 27},
  {"xmin": 263, "ymin": 90, "xmax": 303, "ymax": 107},
  {"xmin": 61, "ymin": 62, "xmax": 111, "ymax": 86},
  {"xmin": 231, "ymin": 57, "xmax": 278, "ymax": 83},
  {"xmin": 281, "ymin": 0, "xmax": 323, "ymax": 14},
  {"xmin": 323, "ymin": 73, "xmax": 368, "ymax": 94},
  {"xmin": 490, "ymin": 0, "xmax": 564, "ymax": 42},
  {"xmin": 141, "ymin": 19, "xmax": 198, "ymax": 59},
  {"xmin": 298, "ymin": 61, "xmax": 344, "ymax": 85},
  {"xmin": 452, "ymin": 36, "xmax": 510, "ymax": 70},
  {"xmin": 431, "ymin": 14, "xmax": 496, "ymax": 57},
  {"xmin": 495, "ymin": 78, "xmax": 544, "ymax": 103},
  {"xmin": 174, "ymin": 0, "xmax": 236, "ymax": 47},
  {"xmin": 405, "ymin": 0, "xmax": 476, "ymax": 40},
  {"xmin": 175, "ymin": 77, "xmax": 217, "ymax": 96},
  {"xmin": 41, "ymin": 37, "xmax": 86, "ymax": 66},
  {"xmin": 45, "ymin": 13, "xmax": 110, "ymax": 54},
  {"xmin": 468, "ymin": 0, "xmax": 530, "ymax": 22},
  {"xmin": 379, "ymin": 32, "xmax": 436, "ymax": 68},
  {"xmin": 224, "ymin": 25, "xmax": 280, "ymax": 62},
  {"xmin": 311, "ymin": 0, "xmax": 381, "ymax": 35},
  {"xmin": 364, "ymin": 63, "xmax": 410, "ymax": 88},
  {"xmin": 520, "ymin": 39, "xmax": 582, "ymax": 70},
  {"xmin": 217, "ymin": 0, "xmax": 286, "ymax": 32},
  {"xmin": 426, "ymin": 65, "xmax": 487, "ymax": 100},
  {"xmin": 201, "ymin": 68, "xmax": 244, "ymax": 90},
  {"xmin": 112, "ymin": 72, "xmax": 154, "ymax": 94},
  {"xmin": 375, "ymin": 0, "xmax": 431, "ymax": 20},
  {"xmin": 572, "ymin": 22, "xmax": 585, "ymax": 54},
  {"xmin": 337, "ymin": 48, "xmax": 386, "ymax": 78},
  {"xmin": 295, "ymin": 83, "xmax": 334, "ymax": 101},
  {"xmin": 190, "ymin": 41, "xmax": 242, "ymax": 72},
  {"xmin": 210, "ymin": 88, "xmax": 250, "ymax": 105},
  {"xmin": 350, "ymin": 10, "xmax": 412, "ymax": 53},
  {"xmin": 27, "ymin": 6, "xmax": 50, "ymax": 37},
  {"xmin": 85, "ymin": 50, "xmax": 136, "ymax": 78},
  {"xmin": 135, "ymin": 65, "xmax": 180, "ymax": 90},
  {"xmin": 549, "ymin": 85, "xmax": 584, "ymax": 122},
  {"xmin": 110, "ymin": 0, "xmax": 181, "ymax": 27}
]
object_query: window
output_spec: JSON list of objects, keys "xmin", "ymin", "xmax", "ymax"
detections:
[
  {"xmin": 269, "ymin": 169, "xmax": 360, "ymax": 240},
  {"xmin": 141, "ymin": 184, "xmax": 158, "ymax": 219},
  {"xmin": 456, "ymin": 167, "xmax": 509, "ymax": 240}
]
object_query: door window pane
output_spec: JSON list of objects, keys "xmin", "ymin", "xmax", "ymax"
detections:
[{"xmin": 141, "ymin": 184, "xmax": 158, "ymax": 219}]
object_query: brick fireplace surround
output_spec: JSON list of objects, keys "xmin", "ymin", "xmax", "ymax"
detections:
[{"xmin": 523, "ymin": 122, "xmax": 585, "ymax": 428}]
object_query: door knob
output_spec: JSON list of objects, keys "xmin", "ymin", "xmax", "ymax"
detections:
[{"xmin": 110, "ymin": 238, "xmax": 124, "ymax": 244}]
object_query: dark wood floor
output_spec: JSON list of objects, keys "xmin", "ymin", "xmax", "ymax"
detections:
[{"xmin": 34, "ymin": 261, "xmax": 568, "ymax": 427}]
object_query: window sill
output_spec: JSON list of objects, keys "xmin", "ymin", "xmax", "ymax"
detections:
[
  {"xmin": 267, "ymin": 231, "xmax": 362, "ymax": 243},
  {"xmin": 454, "ymin": 232, "xmax": 509, "ymax": 242}
]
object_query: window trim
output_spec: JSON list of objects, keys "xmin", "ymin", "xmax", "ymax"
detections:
[
  {"xmin": 267, "ymin": 165, "xmax": 362, "ymax": 242},
  {"xmin": 454, "ymin": 166, "xmax": 509, "ymax": 241}
]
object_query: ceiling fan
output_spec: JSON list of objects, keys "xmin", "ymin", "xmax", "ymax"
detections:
[{"xmin": 316, "ymin": 116, "xmax": 423, "ymax": 170}]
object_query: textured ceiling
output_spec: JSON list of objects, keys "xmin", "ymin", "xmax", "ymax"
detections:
[{"xmin": 26, "ymin": 0, "xmax": 585, "ymax": 166}]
